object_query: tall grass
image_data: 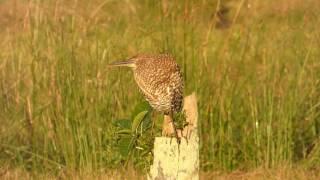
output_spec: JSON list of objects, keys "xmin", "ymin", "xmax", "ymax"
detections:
[{"xmin": 0, "ymin": 0, "xmax": 319, "ymax": 174}]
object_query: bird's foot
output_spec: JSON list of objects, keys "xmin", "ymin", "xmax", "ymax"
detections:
[
  {"xmin": 174, "ymin": 133, "xmax": 181, "ymax": 144},
  {"xmin": 163, "ymin": 129, "xmax": 181, "ymax": 144},
  {"xmin": 162, "ymin": 114, "xmax": 182, "ymax": 144},
  {"xmin": 169, "ymin": 135, "xmax": 181, "ymax": 145}
]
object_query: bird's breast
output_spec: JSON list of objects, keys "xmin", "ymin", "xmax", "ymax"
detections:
[{"xmin": 133, "ymin": 69, "xmax": 183, "ymax": 113}]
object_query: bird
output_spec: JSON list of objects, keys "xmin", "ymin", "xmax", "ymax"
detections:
[{"xmin": 109, "ymin": 53, "xmax": 184, "ymax": 140}]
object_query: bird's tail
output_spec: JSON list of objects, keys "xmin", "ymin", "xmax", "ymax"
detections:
[{"xmin": 108, "ymin": 60, "xmax": 136, "ymax": 68}]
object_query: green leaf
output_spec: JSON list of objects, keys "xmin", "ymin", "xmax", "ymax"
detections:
[
  {"xmin": 116, "ymin": 129, "xmax": 132, "ymax": 135},
  {"xmin": 117, "ymin": 137, "xmax": 131, "ymax": 157},
  {"xmin": 132, "ymin": 110, "xmax": 148, "ymax": 133},
  {"xmin": 131, "ymin": 101, "xmax": 151, "ymax": 119},
  {"xmin": 140, "ymin": 116, "xmax": 152, "ymax": 132},
  {"xmin": 113, "ymin": 119, "xmax": 132, "ymax": 129}
]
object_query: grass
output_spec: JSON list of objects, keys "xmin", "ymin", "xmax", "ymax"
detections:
[
  {"xmin": 0, "ymin": 0, "xmax": 320, "ymax": 178},
  {"xmin": 1, "ymin": 166, "xmax": 320, "ymax": 179}
]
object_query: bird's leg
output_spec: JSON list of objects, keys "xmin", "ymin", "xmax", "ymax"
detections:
[
  {"xmin": 151, "ymin": 111, "xmax": 155, "ymax": 136},
  {"xmin": 171, "ymin": 121, "xmax": 181, "ymax": 144},
  {"xmin": 162, "ymin": 113, "xmax": 181, "ymax": 144},
  {"xmin": 170, "ymin": 112, "xmax": 181, "ymax": 144},
  {"xmin": 162, "ymin": 114, "xmax": 175, "ymax": 136}
]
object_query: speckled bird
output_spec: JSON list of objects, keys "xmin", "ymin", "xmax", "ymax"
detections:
[{"xmin": 109, "ymin": 53, "xmax": 184, "ymax": 137}]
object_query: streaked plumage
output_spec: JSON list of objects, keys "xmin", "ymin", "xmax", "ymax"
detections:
[
  {"xmin": 109, "ymin": 54, "xmax": 184, "ymax": 114},
  {"xmin": 109, "ymin": 53, "xmax": 184, "ymax": 137}
]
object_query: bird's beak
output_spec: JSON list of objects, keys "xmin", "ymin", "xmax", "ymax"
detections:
[{"xmin": 107, "ymin": 59, "xmax": 136, "ymax": 68}]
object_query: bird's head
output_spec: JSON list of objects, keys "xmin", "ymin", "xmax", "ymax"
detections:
[
  {"xmin": 109, "ymin": 54, "xmax": 158, "ymax": 70},
  {"xmin": 108, "ymin": 53, "xmax": 174, "ymax": 70}
]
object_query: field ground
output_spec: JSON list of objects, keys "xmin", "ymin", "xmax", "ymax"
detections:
[
  {"xmin": 1, "ymin": 0, "xmax": 320, "ymax": 179},
  {"xmin": 1, "ymin": 166, "xmax": 320, "ymax": 180}
]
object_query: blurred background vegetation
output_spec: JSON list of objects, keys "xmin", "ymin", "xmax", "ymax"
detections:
[{"xmin": 0, "ymin": 0, "xmax": 320, "ymax": 178}]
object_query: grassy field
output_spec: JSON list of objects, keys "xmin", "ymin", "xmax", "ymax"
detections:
[{"xmin": 0, "ymin": 0, "xmax": 320, "ymax": 179}]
